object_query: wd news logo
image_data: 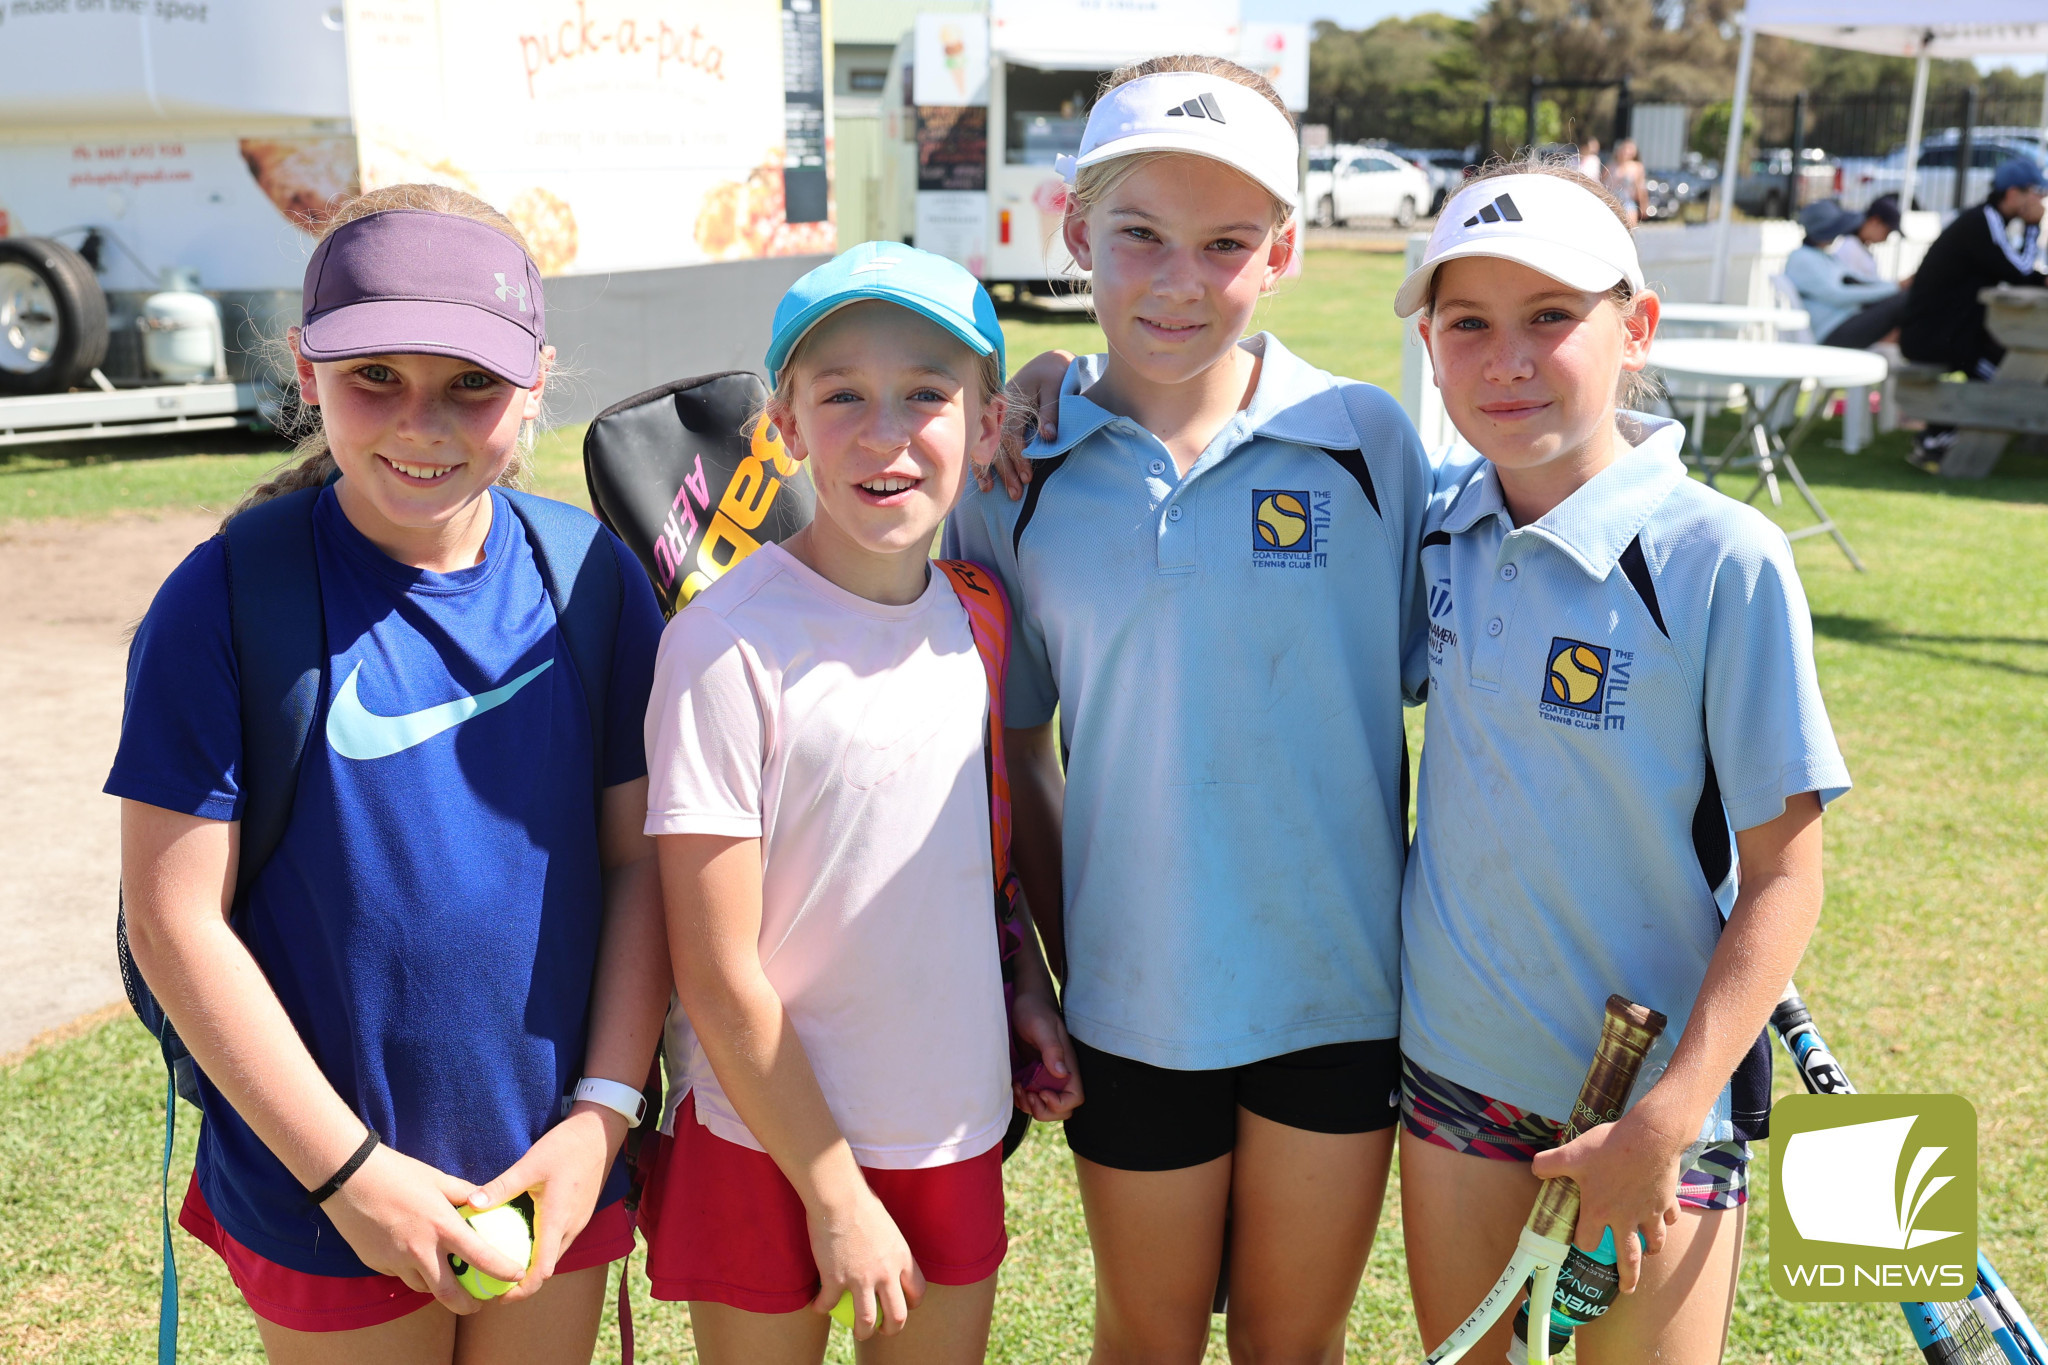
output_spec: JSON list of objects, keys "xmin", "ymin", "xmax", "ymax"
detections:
[{"xmin": 1770, "ymin": 1094, "xmax": 1976, "ymax": 1302}]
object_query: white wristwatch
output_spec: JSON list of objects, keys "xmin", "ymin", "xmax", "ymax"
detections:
[{"xmin": 566, "ymin": 1077, "xmax": 648, "ymax": 1125}]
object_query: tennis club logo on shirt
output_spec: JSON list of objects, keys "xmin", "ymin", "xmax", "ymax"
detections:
[
  {"xmin": 326, "ymin": 659, "xmax": 553, "ymax": 761},
  {"xmin": 1771, "ymin": 1094, "xmax": 1976, "ymax": 1302},
  {"xmin": 1252, "ymin": 489, "xmax": 1331, "ymax": 568},
  {"xmin": 1536, "ymin": 636, "xmax": 1637, "ymax": 732}
]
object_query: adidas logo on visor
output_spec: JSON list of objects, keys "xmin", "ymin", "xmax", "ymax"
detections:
[
  {"xmin": 1165, "ymin": 93, "xmax": 1227, "ymax": 122},
  {"xmin": 1463, "ymin": 193, "xmax": 1524, "ymax": 227}
]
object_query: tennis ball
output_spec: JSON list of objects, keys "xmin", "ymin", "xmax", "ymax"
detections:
[
  {"xmin": 449, "ymin": 1193, "xmax": 535, "ymax": 1301},
  {"xmin": 1548, "ymin": 644, "xmax": 1605, "ymax": 705},
  {"xmin": 1255, "ymin": 492, "xmax": 1308, "ymax": 549},
  {"xmin": 830, "ymin": 1290, "xmax": 856, "ymax": 1329}
]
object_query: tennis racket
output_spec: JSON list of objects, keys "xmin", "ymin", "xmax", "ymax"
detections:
[
  {"xmin": 1774, "ymin": 984, "xmax": 2046, "ymax": 1365},
  {"xmin": 1424, "ymin": 994, "xmax": 1668, "ymax": 1365}
]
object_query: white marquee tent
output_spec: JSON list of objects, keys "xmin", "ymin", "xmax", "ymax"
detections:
[{"xmin": 1710, "ymin": 2, "xmax": 2048, "ymax": 298}]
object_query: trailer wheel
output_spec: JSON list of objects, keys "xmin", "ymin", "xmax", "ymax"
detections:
[{"xmin": 0, "ymin": 237, "xmax": 110, "ymax": 396}]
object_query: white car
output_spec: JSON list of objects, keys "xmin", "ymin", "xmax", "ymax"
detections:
[{"xmin": 1313, "ymin": 146, "xmax": 1433, "ymax": 229}]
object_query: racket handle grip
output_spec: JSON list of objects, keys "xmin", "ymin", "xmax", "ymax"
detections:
[{"xmin": 1526, "ymin": 994, "xmax": 1666, "ymax": 1242}]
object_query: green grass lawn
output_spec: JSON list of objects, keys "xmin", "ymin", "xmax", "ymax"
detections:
[{"xmin": 4, "ymin": 253, "xmax": 2044, "ymax": 1362}]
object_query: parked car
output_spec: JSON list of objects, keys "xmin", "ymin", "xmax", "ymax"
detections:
[
  {"xmin": 1840, "ymin": 130, "xmax": 2048, "ymax": 211},
  {"xmin": 1644, "ymin": 153, "xmax": 1717, "ymax": 222},
  {"xmin": 1314, "ymin": 145, "xmax": 1434, "ymax": 228},
  {"xmin": 1305, "ymin": 149, "xmax": 1340, "ymax": 225},
  {"xmin": 1735, "ymin": 146, "xmax": 1840, "ymax": 219}
]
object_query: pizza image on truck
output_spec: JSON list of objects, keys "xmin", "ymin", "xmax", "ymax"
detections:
[{"xmin": 0, "ymin": 0, "xmax": 834, "ymax": 441}]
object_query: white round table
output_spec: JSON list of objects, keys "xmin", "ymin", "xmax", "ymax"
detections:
[
  {"xmin": 1649, "ymin": 339, "xmax": 1888, "ymax": 571},
  {"xmin": 1649, "ymin": 338, "xmax": 1887, "ymax": 390},
  {"xmin": 1657, "ymin": 302, "xmax": 1812, "ymax": 336}
]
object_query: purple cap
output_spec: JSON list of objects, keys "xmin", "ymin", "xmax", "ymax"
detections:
[{"xmin": 299, "ymin": 209, "xmax": 545, "ymax": 387}]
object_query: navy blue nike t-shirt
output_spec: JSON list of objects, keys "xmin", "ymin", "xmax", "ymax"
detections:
[{"xmin": 107, "ymin": 486, "xmax": 663, "ymax": 1276}]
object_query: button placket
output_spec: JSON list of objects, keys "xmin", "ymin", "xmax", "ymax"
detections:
[{"xmin": 1468, "ymin": 532, "xmax": 1522, "ymax": 690}]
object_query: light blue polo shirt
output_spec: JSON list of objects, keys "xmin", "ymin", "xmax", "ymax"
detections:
[
  {"xmin": 945, "ymin": 333, "xmax": 1431, "ymax": 1069},
  {"xmin": 1401, "ymin": 413, "xmax": 1851, "ymax": 1139}
]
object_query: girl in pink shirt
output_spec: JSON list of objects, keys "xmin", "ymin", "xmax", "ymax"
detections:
[{"xmin": 638, "ymin": 244, "xmax": 1081, "ymax": 1365}]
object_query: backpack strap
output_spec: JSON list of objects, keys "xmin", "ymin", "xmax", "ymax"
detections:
[
  {"xmin": 933, "ymin": 561, "xmax": 1021, "ymax": 924},
  {"xmin": 121, "ymin": 486, "xmax": 329, "ymax": 1365},
  {"xmin": 223, "ymin": 486, "xmax": 328, "ymax": 899},
  {"xmin": 501, "ymin": 489, "xmax": 622, "ymax": 812},
  {"xmin": 934, "ymin": 560, "xmax": 1051, "ymax": 1160}
]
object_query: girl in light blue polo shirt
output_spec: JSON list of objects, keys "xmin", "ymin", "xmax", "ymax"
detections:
[
  {"xmin": 947, "ymin": 55, "xmax": 1432, "ymax": 1362},
  {"xmin": 1395, "ymin": 163, "xmax": 1851, "ymax": 1363}
]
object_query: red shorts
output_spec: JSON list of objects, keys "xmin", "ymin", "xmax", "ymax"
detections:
[
  {"xmin": 638, "ymin": 1092, "xmax": 1006, "ymax": 1312},
  {"xmin": 178, "ymin": 1174, "xmax": 636, "ymax": 1333}
]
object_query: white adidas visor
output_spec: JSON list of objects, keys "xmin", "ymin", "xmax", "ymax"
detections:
[
  {"xmin": 1394, "ymin": 173, "xmax": 1644, "ymax": 318},
  {"xmin": 1056, "ymin": 71, "xmax": 1300, "ymax": 210}
]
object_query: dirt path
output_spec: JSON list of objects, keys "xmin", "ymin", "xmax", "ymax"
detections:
[{"xmin": 0, "ymin": 510, "xmax": 218, "ymax": 1059}]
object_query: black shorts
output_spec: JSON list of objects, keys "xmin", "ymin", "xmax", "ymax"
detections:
[{"xmin": 1063, "ymin": 1036, "xmax": 1401, "ymax": 1172}]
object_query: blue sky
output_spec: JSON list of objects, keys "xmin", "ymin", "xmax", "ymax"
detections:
[{"xmin": 1240, "ymin": 0, "xmax": 2046, "ymax": 74}]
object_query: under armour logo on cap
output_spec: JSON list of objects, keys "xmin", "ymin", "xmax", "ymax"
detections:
[
  {"xmin": 1463, "ymin": 193, "xmax": 1523, "ymax": 227},
  {"xmin": 1164, "ymin": 93, "xmax": 1228, "ymax": 122},
  {"xmin": 493, "ymin": 272, "xmax": 529, "ymax": 312}
]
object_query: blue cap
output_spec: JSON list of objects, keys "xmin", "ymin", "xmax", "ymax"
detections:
[
  {"xmin": 1992, "ymin": 159, "xmax": 2046, "ymax": 196},
  {"xmin": 765, "ymin": 242, "xmax": 1005, "ymax": 385}
]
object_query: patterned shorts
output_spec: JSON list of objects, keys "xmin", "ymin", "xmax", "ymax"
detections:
[{"xmin": 1399, "ymin": 1055, "xmax": 1748, "ymax": 1212}]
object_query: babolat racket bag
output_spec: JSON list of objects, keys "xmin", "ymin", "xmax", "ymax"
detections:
[{"xmin": 582, "ymin": 371, "xmax": 814, "ymax": 617}]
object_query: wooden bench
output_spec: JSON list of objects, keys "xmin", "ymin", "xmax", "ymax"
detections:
[{"xmin": 1892, "ymin": 286, "xmax": 2048, "ymax": 479}]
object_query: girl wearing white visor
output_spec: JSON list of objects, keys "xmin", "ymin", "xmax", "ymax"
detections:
[
  {"xmin": 947, "ymin": 57, "xmax": 1432, "ymax": 1361},
  {"xmin": 1396, "ymin": 164, "xmax": 1850, "ymax": 1361}
]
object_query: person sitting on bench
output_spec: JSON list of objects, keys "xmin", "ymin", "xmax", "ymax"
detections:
[
  {"xmin": 1785, "ymin": 200, "xmax": 1908, "ymax": 350},
  {"xmin": 1901, "ymin": 159, "xmax": 2047, "ymax": 471}
]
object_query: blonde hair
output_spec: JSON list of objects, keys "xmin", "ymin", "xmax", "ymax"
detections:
[
  {"xmin": 225, "ymin": 183, "xmax": 544, "ymax": 528},
  {"xmin": 1068, "ymin": 56, "xmax": 1299, "ymax": 227},
  {"xmin": 1423, "ymin": 156, "xmax": 1660, "ymax": 411},
  {"xmin": 765, "ymin": 310, "xmax": 1015, "ymax": 472}
]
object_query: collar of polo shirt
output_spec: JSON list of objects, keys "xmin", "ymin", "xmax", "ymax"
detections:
[
  {"xmin": 1026, "ymin": 334, "xmax": 1357, "ymax": 461},
  {"xmin": 1440, "ymin": 413, "xmax": 1689, "ymax": 577}
]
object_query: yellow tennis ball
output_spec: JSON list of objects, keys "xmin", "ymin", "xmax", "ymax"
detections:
[
  {"xmin": 831, "ymin": 1289, "xmax": 857, "ymax": 1329},
  {"xmin": 1548, "ymin": 644, "xmax": 1604, "ymax": 705},
  {"xmin": 449, "ymin": 1194, "xmax": 535, "ymax": 1301},
  {"xmin": 1255, "ymin": 493, "xmax": 1308, "ymax": 549}
]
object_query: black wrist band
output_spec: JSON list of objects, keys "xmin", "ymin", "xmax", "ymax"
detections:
[{"xmin": 307, "ymin": 1129, "xmax": 379, "ymax": 1207}]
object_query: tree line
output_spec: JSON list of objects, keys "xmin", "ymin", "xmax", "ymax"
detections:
[{"xmin": 1309, "ymin": 1, "xmax": 2044, "ymax": 158}]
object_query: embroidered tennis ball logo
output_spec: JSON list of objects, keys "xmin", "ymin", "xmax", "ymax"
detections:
[
  {"xmin": 1541, "ymin": 638, "xmax": 1612, "ymax": 715},
  {"xmin": 1549, "ymin": 644, "xmax": 1604, "ymax": 704},
  {"xmin": 1255, "ymin": 492, "xmax": 1308, "ymax": 548}
]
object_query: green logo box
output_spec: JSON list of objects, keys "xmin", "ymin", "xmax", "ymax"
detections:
[{"xmin": 1770, "ymin": 1093, "xmax": 1976, "ymax": 1302}]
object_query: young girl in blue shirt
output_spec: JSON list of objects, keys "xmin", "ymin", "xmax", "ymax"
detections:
[
  {"xmin": 109, "ymin": 184, "xmax": 669, "ymax": 1364},
  {"xmin": 1396, "ymin": 163, "xmax": 1851, "ymax": 1363}
]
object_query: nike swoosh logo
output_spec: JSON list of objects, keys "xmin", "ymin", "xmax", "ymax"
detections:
[{"xmin": 326, "ymin": 659, "xmax": 553, "ymax": 761}]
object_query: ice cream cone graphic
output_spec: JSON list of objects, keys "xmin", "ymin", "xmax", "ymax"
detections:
[
  {"xmin": 942, "ymin": 25, "xmax": 967, "ymax": 98},
  {"xmin": 1031, "ymin": 177, "xmax": 1069, "ymax": 255}
]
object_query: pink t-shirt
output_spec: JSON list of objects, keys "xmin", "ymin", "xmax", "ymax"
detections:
[{"xmin": 643, "ymin": 543, "xmax": 1011, "ymax": 1169}]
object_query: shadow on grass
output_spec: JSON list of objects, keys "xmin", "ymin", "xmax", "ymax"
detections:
[
  {"xmin": 1684, "ymin": 417, "xmax": 2048, "ymax": 506},
  {"xmin": 0, "ymin": 428, "xmax": 294, "ymax": 474},
  {"xmin": 1813, "ymin": 614, "xmax": 2048, "ymax": 678}
]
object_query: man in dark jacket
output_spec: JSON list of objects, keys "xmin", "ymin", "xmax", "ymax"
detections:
[{"xmin": 1901, "ymin": 159, "xmax": 2046, "ymax": 469}]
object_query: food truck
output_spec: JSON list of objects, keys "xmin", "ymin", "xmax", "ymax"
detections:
[
  {"xmin": 870, "ymin": 0, "xmax": 1305, "ymax": 297},
  {"xmin": 0, "ymin": 0, "xmax": 833, "ymax": 436}
]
